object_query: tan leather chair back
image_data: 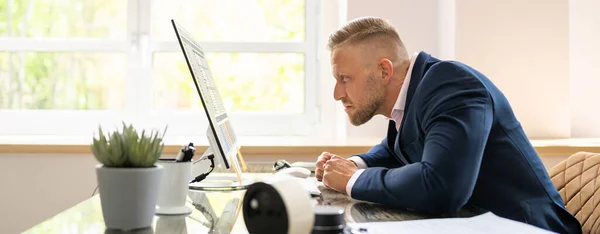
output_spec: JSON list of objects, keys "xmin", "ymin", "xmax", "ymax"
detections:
[{"xmin": 549, "ymin": 151, "xmax": 600, "ymax": 234}]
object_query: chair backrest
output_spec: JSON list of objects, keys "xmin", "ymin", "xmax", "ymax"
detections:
[{"xmin": 549, "ymin": 151, "xmax": 600, "ymax": 234}]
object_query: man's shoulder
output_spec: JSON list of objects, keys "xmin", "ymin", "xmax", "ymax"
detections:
[
  {"xmin": 417, "ymin": 59, "xmax": 488, "ymax": 95},
  {"xmin": 424, "ymin": 59, "xmax": 482, "ymax": 80},
  {"xmin": 411, "ymin": 52, "xmax": 494, "ymax": 106}
]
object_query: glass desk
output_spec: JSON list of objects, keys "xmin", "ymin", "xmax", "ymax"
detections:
[{"xmin": 23, "ymin": 173, "xmax": 479, "ymax": 234}]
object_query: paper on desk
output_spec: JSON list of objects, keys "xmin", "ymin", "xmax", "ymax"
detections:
[{"xmin": 346, "ymin": 212, "xmax": 556, "ymax": 234}]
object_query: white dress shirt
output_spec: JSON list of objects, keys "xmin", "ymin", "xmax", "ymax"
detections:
[{"xmin": 345, "ymin": 52, "xmax": 419, "ymax": 197}]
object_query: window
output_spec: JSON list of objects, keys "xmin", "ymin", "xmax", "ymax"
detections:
[{"xmin": 0, "ymin": 0, "xmax": 320, "ymax": 138}]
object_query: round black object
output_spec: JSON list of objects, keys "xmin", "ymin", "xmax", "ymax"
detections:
[
  {"xmin": 243, "ymin": 182, "xmax": 288, "ymax": 234},
  {"xmin": 312, "ymin": 205, "xmax": 345, "ymax": 234}
]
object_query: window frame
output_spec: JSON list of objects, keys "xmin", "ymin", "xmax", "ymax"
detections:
[{"xmin": 0, "ymin": 0, "xmax": 322, "ymax": 138}]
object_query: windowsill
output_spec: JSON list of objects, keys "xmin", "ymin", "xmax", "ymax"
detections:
[
  {"xmin": 1, "ymin": 135, "xmax": 599, "ymax": 156},
  {"xmin": 0, "ymin": 135, "xmax": 382, "ymax": 156},
  {"xmin": 0, "ymin": 135, "xmax": 383, "ymax": 146}
]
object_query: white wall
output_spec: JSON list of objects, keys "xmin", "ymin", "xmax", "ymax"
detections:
[
  {"xmin": 454, "ymin": 0, "xmax": 570, "ymax": 139},
  {"xmin": 569, "ymin": 0, "xmax": 600, "ymax": 138},
  {"xmin": 0, "ymin": 154, "xmax": 98, "ymax": 234}
]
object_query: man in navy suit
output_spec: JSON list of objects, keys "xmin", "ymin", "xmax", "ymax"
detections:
[{"xmin": 315, "ymin": 17, "xmax": 581, "ymax": 233}]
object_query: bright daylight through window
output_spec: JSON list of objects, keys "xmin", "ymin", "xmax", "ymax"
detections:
[{"xmin": 0, "ymin": 0, "xmax": 319, "ymax": 138}]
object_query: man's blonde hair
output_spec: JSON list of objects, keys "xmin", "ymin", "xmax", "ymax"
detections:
[{"xmin": 327, "ymin": 17, "xmax": 406, "ymax": 52}]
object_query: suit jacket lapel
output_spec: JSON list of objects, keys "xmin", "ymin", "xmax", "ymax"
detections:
[{"xmin": 386, "ymin": 120, "xmax": 408, "ymax": 166}]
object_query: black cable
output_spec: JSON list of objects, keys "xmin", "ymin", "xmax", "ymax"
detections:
[
  {"xmin": 91, "ymin": 185, "xmax": 98, "ymax": 197},
  {"xmin": 190, "ymin": 154, "xmax": 215, "ymax": 184},
  {"xmin": 273, "ymin": 159, "xmax": 291, "ymax": 171}
]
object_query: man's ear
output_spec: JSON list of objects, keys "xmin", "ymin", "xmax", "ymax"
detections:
[{"xmin": 378, "ymin": 58, "xmax": 394, "ymax": 85}]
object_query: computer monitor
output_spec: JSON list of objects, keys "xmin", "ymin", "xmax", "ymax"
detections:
[{"xmin": 171, "ymin": 20, "xmax": 246, "ymax": 181}]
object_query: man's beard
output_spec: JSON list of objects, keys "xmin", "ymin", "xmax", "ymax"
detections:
[{"xmin": 348, "ymin": 74, "xmax": 385, "ymax": 126}]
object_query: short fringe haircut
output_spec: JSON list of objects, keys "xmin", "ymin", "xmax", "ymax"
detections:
[{"xmin": 327, "ymin": 17, "xmax": 404, "ymax": 51}]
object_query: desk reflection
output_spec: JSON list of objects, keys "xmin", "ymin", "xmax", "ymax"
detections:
[
  {"xmin": 187, "ymin": 190, "xmax": 244, "ymax": 234},
  {"xmin": 101, "ymin": 190, "xmax": 246, "ymax": 234},
  {"xmin": 155, "ymin": 215, "xmax": 187, "ymax": 234},
  {"xmin": 315, "ymin": 184, "xmax": 479, "ymax": 223}
]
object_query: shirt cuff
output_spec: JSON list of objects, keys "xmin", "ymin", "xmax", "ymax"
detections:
[
  {"xmin": 346, "ymin": 169, "xmax": 365, "ymax": 197},
  {"xmin": 348, "ymin": 156, "xmax": 368, "ymax": 169}
]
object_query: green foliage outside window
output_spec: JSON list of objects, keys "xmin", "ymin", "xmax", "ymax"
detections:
[{"xmin": 0, "ymin": 0, "xmax": 305, "ymax": 112}]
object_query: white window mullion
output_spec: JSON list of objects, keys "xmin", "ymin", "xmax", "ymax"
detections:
[
  {"xmin": 0, "ymin": 110, "xmax": 126, "ymax": 136},
  {"xmin": 151, "ymin": 41, "xmax": 308, "ymax": 53},
  {"xmin": 137, "ymin": 0, "xmax": 154, "ymax": 129},
  {"xmin": 125, "ymin": 0, "xmax": 153, "ymax": 129},
  {"xmin": 153, "ymin": 112, "xmax": 311, "ymax": 136},
  {"xmin": 305, "ymin": 0, "xmax": 319, "ymax": 125},
  {"xmin": 125, "ymin": 0, "xmax": 142, "ymax": 124}
]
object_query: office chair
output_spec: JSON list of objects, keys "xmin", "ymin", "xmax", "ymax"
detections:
[{"xmin": 549, "ymin": 151, "xmax": 600, "ymax": 234}]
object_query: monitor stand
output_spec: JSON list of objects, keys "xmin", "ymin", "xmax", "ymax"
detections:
[
  {"xmin": 188, "ymin": 174, "xmax": 252, "ymax": 191},
  {"xmin": 188, "ymin": 127, "xmax": 253, "ymax": 191}
]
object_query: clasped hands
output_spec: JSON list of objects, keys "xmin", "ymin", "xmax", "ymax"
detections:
[{"xmin": 315, "ymin": 152, "xmax": 359, "ymax": 194}]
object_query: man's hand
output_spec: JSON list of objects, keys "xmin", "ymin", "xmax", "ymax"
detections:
[
  {"xmin": 322, "ymin": 155, "xmax": 359, "ymax": 194},
  {"xmin": 316, "ymin": 152, "xmax": 335, "ymax": 181}
]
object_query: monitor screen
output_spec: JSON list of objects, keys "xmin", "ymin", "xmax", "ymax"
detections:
[{"xmin": 171, "ymin": 20, "xmax": 241, "ymax": 173}]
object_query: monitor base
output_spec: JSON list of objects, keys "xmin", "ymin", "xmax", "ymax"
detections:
[
  {"xmin": 189, "ymin": 175, "xmax": 253, "ymax": 191},
  {"xmin": 156, "ymin": 205, "xmax": 193, "ymax": 215}
]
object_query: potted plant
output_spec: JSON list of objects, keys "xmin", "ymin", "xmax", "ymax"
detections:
[{"xmin": 91, "ymin": 123, "xmax": 167, "ymax": 230}]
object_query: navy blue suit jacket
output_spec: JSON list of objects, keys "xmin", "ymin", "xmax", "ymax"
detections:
[{"xmin": 352, "ymin": 51, "xmax": 581, "ymax": 233}]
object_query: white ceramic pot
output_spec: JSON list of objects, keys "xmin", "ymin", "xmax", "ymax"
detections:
[
  {"xmin": 156, "ymin": 159, "xmax": 192, "ymax": 215},
  {"xmin": 96, "ymin": 164, "xmax": 163, "ymax": 230}
]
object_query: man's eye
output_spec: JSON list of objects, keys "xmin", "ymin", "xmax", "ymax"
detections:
[{"xmin": 341, "ymin": 77, "xmax": 349, "ymax": 83}]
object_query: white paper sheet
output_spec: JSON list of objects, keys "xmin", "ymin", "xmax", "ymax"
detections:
[{"xmin": 346, "ymin": 212, "xmax": 556, "ymax": 234}]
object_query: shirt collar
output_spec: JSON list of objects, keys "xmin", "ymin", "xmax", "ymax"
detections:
[{"xmin": 391, "ymin": 52, "xmax": 419, "ymax": 116}]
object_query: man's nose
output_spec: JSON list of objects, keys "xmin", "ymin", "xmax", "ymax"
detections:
[{"xmin": 333, "ymin": 83, "xmax": 345, "ymax": 101}]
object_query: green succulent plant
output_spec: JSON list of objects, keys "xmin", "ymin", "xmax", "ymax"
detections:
[{"xmin": 91, "ymin": 123, "xmax": 168, "ymax": 168}]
